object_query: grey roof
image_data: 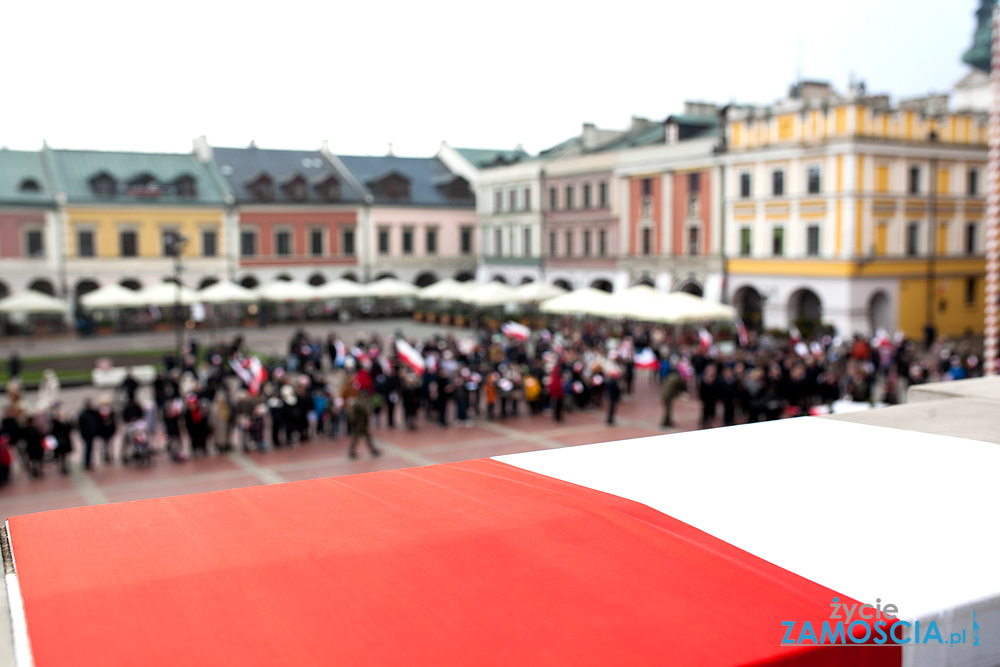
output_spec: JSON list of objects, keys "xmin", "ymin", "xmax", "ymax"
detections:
[
  {"xmin": 335, "ymin": 155, "xmax": 474, "ymax": 208},
  {"xmin": 212, "ymin": 146, "xmax": 366, "ymax": 205},
  {"xmin": 46, "ymin": 149, "xmax": 229, "ymax": 206},
  {"xmin": 454, "ymin": 147, "xmax": 531, "ymax": 168},
  {"xmin": 0, "ymin": 150, "xmax": 55, "ymax": 208}
]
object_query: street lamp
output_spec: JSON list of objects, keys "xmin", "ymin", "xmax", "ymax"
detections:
[
  {"xmin": 925, "ymin": 129, "xmax": 938, "ymax": 350},
  {"xmin": 167, "ymin": 234, "xmax": 189, "ymax": 362}
]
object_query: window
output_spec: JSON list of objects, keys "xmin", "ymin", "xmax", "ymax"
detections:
[
  {"xmin": 583, "ymin": 184, "xmax": 592, "ymax": 209},
  {"xmin": 641, "ymin": 228, "xmax": 652, "ymax": 256},
  {"xmin": 807, "ymin": 167, "xmax": 821, "ymax": 195},
  {"xmin": 968, "ymin": 169, "xmax": 979, "ymax": 196},
  {"xmin": 509, "ymin": 189, "xmax": 517, "ymax": 212},
  {"xmin": 494, "ymin": 190, "xmax": 502, "ymax": 213},
  {"xmin": 523, "ymin": 227, "xmax": 531, "ymax": 256},
  {"xmin": 908, "ymin": 166, "xmax": 920, "ymax": 194},
  {"xmin": 688, "ymin": 173, "xmax": 700, "ymax": 193},
  {"xmin": 426, "ymin": 228, "xmax": 438, "ymax": 255},
  {"xmin": 875, "ymin": 222, "xmax": 889, "ymax": 256},
  {"xmin": 549, "ymin": 231, "xmax": 557, "ymax": 257},
  {"xmin": 876, "ymin": 165, "xmax": 889, "ymax": 193},
  {"xmin": 460, "ymin": 227, "xmax": 473, "ymax": 255},
  {"xmin": 640, "ymin": 178, "xmax": 652, "ymax": 218},
  {"xmin": 275, "ymin": 230, "xmax": 292, "ymax": 256},
  {"xmin": 771, "ymin": 227, "xmax": 784, "ymax": 256},
  {"xmin": 25, "ymin": 230, "xmax": 44, "ymax": 258},
  {"xmin": 806, "ymin": 225, "xmax": 820, "ymax": 256},
  {"xmin": 598, "ymin": 229, "xmax": 607, "ymax": 257},
  {"xmin": 565, "ymin": 185, "xmax": 574, "ymax": 210},
  {"xmin": 965, "ymin": 222, "xmax": 977, "ymax": 255},
  {"xmin": 687, "ymin": 227, "xmax": 699, "ymax": 255},
  {"xmin": 310, "ymin": 229, "xmax": 324, "ymax": 257},
  {"xmin": 739, "ymin": 172, "xmax": 752, "ymax": 198},
  {"xmin": 906, "ymin": 222, "xmax": 920, "ymax": 256},
  {"xmin": 494, "ymin": 228, "xmax": 502, "ymax": 256},
  {"xmin": 162, "ymin": 230, "xmax": 180, "ymax": 257},
  {"xmin": 240, "ymin": 230, "xmax": 256, "ymax": 257},
  {"xmin": 78, "ymin": 230, "xmax": 95, "ymax": 258},
  {"xmin": 549, "ymin": 187, "xmax": 557, "ymax": 210},
  {"xmin": 120, "ymin": 230, "xmax": 138, "ymax": 257},
  {"xmin": 599, "ymin": 181, "xmax": 607, "ymax": 207},
  {"xmin": 523, "ymin": 188, "xmax": 531, "ymax": 211},
  {"xmin": 565, "ymin": 230, "xmax": 573, "ymax": 257},
  {"xmin": 583, "ymin": 230, "xmax": 592, "ymax": 257},
  {"xmin": 342, "ymin": 228, "xmax": 355, "ymax": 256},
  {"xmin": 378, "ymin": 228, "xmax": 390, "ymax": 255},
  {"xmin": 966, "ymin": 277, "xmax": 977, "ymax": 305},
  {"xmin": 739, "ymin": 227, "xmax": 751, "ymax": 256},
  {"xmin": 641, "ymin": 178, "xmax": 652, "ymax": 196},
  {"xmin": 771, "ymin": 170, "xmax": 784, "ymax": 196},
  {"xmin": 402, "ymin": 228, "xmax": 414, "ymax": 255},
  {"xmin": 202, "ymin": 230, "xmax": 217, "ymax": 257}
]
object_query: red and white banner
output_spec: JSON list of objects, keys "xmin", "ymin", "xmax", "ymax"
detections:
[
  {"xmin": 501, "ymin": 321, "xmax": 530, "ymax": 341},
  {"xmin": 698, "ymin": 327, "xmax": 713, "ymax": 351},
  {"xmin": 395, "ymin": 338, "xmax": 425, "ymax": 375},
  {"xmin": 634, "ymin": 347, "xmax": 658, "ymax": 370}
]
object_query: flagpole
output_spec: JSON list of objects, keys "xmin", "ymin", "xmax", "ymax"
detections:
[{"xmin": 986, "ymin": 5, "xmax": 1000, "ymax": 375}]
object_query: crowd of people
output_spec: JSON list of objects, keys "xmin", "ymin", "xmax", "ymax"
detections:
[{"xmin": 0, "ymin": 322, "xmax": 986, "ymax": 485}]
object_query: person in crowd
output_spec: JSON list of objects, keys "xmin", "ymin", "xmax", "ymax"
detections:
[
  {"xmin": 96, "ymin": 397, "xmax": 117, "ymax": 465},
  {"xmin": 698, "ymin": 364, "xmax": 719, "ymax": 429},
  {"xmin": 659, "ymin": 369, "xmax": 685, "ymax": 428},
  {"xmin": 50, "ymin": 404, "xmax": 74, "ymax": 475},
  {"xmin": 77, "ymin": 399, "xmax": 101, "ymax": 470},
  {"xmin": 347, "ymin": 394, "xmax": 381, "ymax": 459}
]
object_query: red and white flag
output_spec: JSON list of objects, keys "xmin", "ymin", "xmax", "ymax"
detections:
[
  {"xmin": 789, "ymin": 324, "xmax": 802, "ymax": 343},
  {"xmin": 395, "ymin": 338, "xmax": 425, "ymax": 375},
  {"xmin": 501, "ymin": 321, "xmax": 530, "ymax": 341},
  {"xmin": 698, "ymin": 328, "xmax": 713, "ymax": 351},
  {"xmin": 634, "ymin": 347, "xmax": 658, "ymax": 370}
]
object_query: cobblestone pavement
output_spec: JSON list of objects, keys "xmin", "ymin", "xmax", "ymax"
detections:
[{"xmin": 0, "ymin": 320, "xmax": 703, "ymax": 522}]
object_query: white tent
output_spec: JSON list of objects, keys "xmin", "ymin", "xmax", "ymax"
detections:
[
  {"xmin": 79, "ymin": 284, "xmax": 146, "ymax": 310},
  {"xmin": 538, "ymin": 287, "xmax": 615, "ymax": 315},
  {"xmin": 0, "ymin": 290, "xmax": 67, "ymax": 315},
  {"xmin": 587, "ymin": 286, "xmax": 736, "ymax": 324},
  {"xmin": 461, "ymin": 282, "xmax": 519, "ymax": 307},
  {"xmin": 511, "ymin": 281, "xmax": 568, "ymax": 304},
  {"xmin": 139, "ymin": 282, "xmax": 202, "ymax": 307},
  {"xmin": 362, "ymin": 278, "xmax": 419, "ymax": 298},
  {"xmin": 255, "ymin": 280, "xmax": 321, "ymax": 302},
  {"xmin": 197, "ymin": 281, "xmax": 258, "ymax": 304},
  {"xmin": 315, "ymin": 279, "xmax": 368, "ymax": 299},
  {"xmin": 418, "ymin": 278, "xmax": 471, "ymax": 301}
]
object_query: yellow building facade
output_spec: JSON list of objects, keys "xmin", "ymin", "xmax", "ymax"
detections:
[{"xmin": 724, "ymin": 91, "xmax": 987, "ymax": 339}]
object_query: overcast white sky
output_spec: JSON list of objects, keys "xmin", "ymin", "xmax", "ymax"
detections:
[{"xmin": 0, "ymin": 0, "xmax": 982, "ymax": 157}]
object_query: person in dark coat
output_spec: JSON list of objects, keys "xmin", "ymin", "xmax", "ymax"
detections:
[
  {"xmin": 23, "ymin": 415, "xmax": 44, "ymax": 478},
  {"xmin": 605, "ymin": 368, "xmax": 622, "ymax": 426},
  {"xmin": 77, "ymin": 399, "xmax": 101, "ymax": 470},
  {"xmin": 400, "ymin": 371, "xmax": 421, "ymax": 431},
  {"xmin": 7, "ymin": 352, "xmax": 21, "ymax": 379},
  {"xmin": 659, "ymin": 370, "xmax": 686, "ymax": 427},
  {"xmin": 184, "ymin": 394, "xmax": 210, "ymax": 456},
  {"xmin": 121, "ymin": 369, "xmax": 139, "ymax": 402},
  {"xmin": 50, "ymin": 405, "xmax": 73, "ymax": 475},
  {"xmin": 718, "ymin": 366, "xmax": 740, "ymax": 426},
  {"xmin": 163, "ymin": 397, "xmax": 183, "ymax": 456},
  {"xmin": 96, "ymin": 398, "xmax": 118, "ymax": 464},
  {"xmin": 698, "ymin": 365, "xmax": 719, "ymax": 429}
]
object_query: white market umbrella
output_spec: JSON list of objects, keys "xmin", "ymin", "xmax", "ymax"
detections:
[
  {"xmin": 79, "ymin": 284, "xmax": 146, "ymax": 310},
  {"xmin": 362, "ymin": 278, "xmax": 419, "ymax": 298},
  {"xmin": 461, "ymin": 282, "xmax": 519, "ymax": 307},
  {"xmin": 512, "ymin": 282, "xmax": 568, "ymax": 304},
  {"xmin": 197, "ymin": 281, "xmax": 257, "ymax": 305},
  {"xmin": 0, "ymin": 290, "xmax": 67, "ymax": 315},
  {"xmin": 139, "ymin": 282, "xmax": 202, "ymax": 307},
  {"xmin": 418, "ymin": 278, "xmax": 470, "ymax": 301},
  {"xmin": 593, "ymin": 287, "xmax": 736, "ymax": 324},
  {"xmin": 255, "ymin": 280, "xmax": 321, "ymax": 302},
  {"xmin": 539, "ymin": 287, "xmax": 615, "ymax": 316},
  {"xmin": 315, "ymin": 279, "xmax": 368, "ymax": 299}
]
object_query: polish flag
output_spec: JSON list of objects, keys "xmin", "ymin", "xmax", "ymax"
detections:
[
  {"xmin": 698, "ymin": 328, "xmax": 713, "ymax": 351},
  {"xmin": 501, "ymin": 321, "xmax": 530, "ymax": 341},
  {"xmin": 634, "ymin": 347, "xmax": 658, "ymax": 370},
  {"xmin": 735, "ymin": 317, "xmax": 749, "ymax": 347},
  {"xmin": 395, "ymin": 338, "xmax": 426, "ymax": 375},
  {"xmin": 789, "ymin": 324, "xmax": 802, "ymax": 343}
]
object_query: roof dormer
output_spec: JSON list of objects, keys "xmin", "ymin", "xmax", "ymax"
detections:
[
  {"xmin": 173, "ymin": 173, "xmax": 197, "ymax": 198},
  {"xmin": 369, "ymin": 171, "xmax": 410, "ymax": 200},
  {"xmin": 246, "ymin": 173, "xmax": 275, "ymax": 201},
  {"xmin": 281, "ymin": 173, "xmax": 309, "ymax": 201},
  {"xmin": 18, "ymin": 178, "xmax": 41, "ymax": 193},
  {"xmin": 313, "ymin": 174, "xmax": 341, "ymax": 202},
  {"xmin": 127, "ymin": 172, "xmax": 161, "ymax": 197},
  {"xmin": 437, "ymin": 175, "xmax": 472, "ymax": 200},
  {"xmin": 89, "ymin": 171, "xmax": 117, "ymax": 197}
]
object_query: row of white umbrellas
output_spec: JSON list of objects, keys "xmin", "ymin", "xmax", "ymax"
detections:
[{"xmin": 0, "ymin": 280, "xmax": 737, "ymax": 324}]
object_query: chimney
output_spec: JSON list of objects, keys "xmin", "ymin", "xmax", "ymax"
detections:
[
  {"xmin": 193, "ymin": 135, "xmax": 212, "ymax": 162},
  {"xmin": 387, "ymin": 142, "xmax": 394, "ymax": 156},
  {"xmin": 321, "ymin": 139, "xmax": 331, "ymax": 154},
  {"xmin": 582, "ymin": 123, "xmax": 598, "ymax": 150}
]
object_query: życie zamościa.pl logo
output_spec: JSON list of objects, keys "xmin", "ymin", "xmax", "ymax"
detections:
[{"xmin": 781, "ymin": 598, "xmax": 982, "ymax": 647}]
